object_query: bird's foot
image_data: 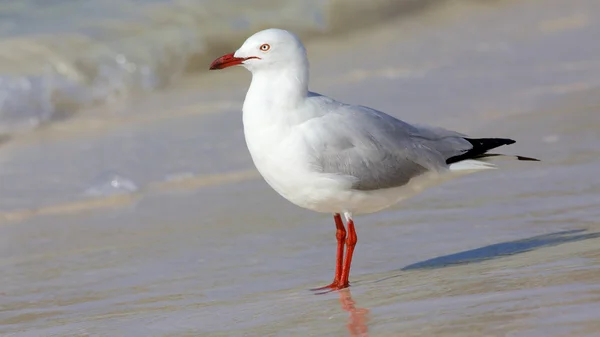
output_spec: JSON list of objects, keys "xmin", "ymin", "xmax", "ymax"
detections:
[{"xmin": 310, "ymin": 281, "xmax": 350, "ymax": 294}]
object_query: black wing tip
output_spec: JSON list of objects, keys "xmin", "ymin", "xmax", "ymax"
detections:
[
  {"xmin": 447, "ymin": 137, "xmax": 516, "ymax": 164},
  {"xmin": 464, "ymin": 137, "xmax": 516, "ymax": 147},
  {"xmin": 447, "ymin": 137, "xmax": 541, "ymax": 164},
  {"xmin": 516, "ymin": 155, "xmax": 541, "ymax": 162}
]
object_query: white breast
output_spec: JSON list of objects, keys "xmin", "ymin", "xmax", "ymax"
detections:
[{"xmin": 242, "ymin": 118, "xmax": 318, "ymax": 207}]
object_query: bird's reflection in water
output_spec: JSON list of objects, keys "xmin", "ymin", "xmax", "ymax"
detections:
[{"xmin": 338, "ymin": 289, "xmax": 369, "ymax": 337}]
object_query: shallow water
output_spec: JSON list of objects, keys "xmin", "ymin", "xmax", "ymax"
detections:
[
  {"xmin": 2, "ymin": 0, "xmax": 600, "ymax": 336},
  {"xmin": 0, "ymin": 0, "xmax": 438, "ymax": 135}
]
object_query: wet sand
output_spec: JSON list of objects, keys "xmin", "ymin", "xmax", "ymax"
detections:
[{"xmin": 2, "ymin": 0, "xmax": 600, "ymax": 336}]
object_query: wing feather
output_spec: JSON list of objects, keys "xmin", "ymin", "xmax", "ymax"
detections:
[{"xmin": 300, "ymin": 99, "xmax": 473, "ymax": 191}]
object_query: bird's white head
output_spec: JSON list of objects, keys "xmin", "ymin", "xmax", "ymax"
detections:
[{"xmin": 209, "ymin": 28, "xmax": 307, "ymax": 73}]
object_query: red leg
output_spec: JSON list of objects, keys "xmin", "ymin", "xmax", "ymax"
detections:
[
  {"xmin": 332, "ymin": 214, "xmax": 346, "ymax": 282},
  {"xmin": 338, "ymin": 217, "xmax": 357, "ymax": 289},
  {"xmin": 311, "ymin": 213, "xmax": 346, "ymax": 291}
]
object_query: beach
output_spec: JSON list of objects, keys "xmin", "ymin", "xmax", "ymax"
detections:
[{"xmin": 2, "ymin": 0, "xmax": 600, "ymax": 335}]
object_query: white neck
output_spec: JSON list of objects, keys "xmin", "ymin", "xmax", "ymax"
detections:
[{"xmin": 244, "ymin": 64, "xmax": 309, "ymax": 113}]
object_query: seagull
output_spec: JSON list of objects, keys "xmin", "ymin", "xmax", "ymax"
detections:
[{"xmin": 209, "ymin": 28, "xmax": 538, "ymax": 291}]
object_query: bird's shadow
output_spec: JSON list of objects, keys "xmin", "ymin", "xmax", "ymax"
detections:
[{"xmin": 386, "ymin": 229, "xmax": 600, "ymax": 277}]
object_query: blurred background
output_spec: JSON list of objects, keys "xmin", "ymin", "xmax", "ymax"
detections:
[
  {"xmin": 0, "ymin": 0, "xmax": 439, "ymax": 136},
  {"xmin": 1, "ymin": 0, "xmax": 600, "ymax": 336}
]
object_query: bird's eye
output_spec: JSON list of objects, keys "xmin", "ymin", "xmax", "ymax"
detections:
[{"xmin": 260, "ymin": 43, "xmax": 270, "ymax": 51}]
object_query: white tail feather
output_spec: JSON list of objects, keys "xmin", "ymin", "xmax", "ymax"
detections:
[{"xmin": 448, "ymin": 159, "xmax": 497, "ymax": 172}]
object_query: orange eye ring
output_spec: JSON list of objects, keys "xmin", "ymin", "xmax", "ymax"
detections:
[{"xmin": 260, "ymin": 43, "xmax": 270, "ymax": 51}]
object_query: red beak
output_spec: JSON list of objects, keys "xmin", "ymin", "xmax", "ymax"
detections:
[{"xmin": 209, "ymin": 53, "xmax": 259, "ymax": 70}]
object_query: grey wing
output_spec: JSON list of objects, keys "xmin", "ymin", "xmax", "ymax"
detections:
[{"xmin": 302, "ymin": 103, "xmax": 473, "ymax": 191}]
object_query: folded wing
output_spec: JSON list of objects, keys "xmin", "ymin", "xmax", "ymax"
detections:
[{"xmin": 301, "ymin": 102, "xmax": 476, "ymax": 191}]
